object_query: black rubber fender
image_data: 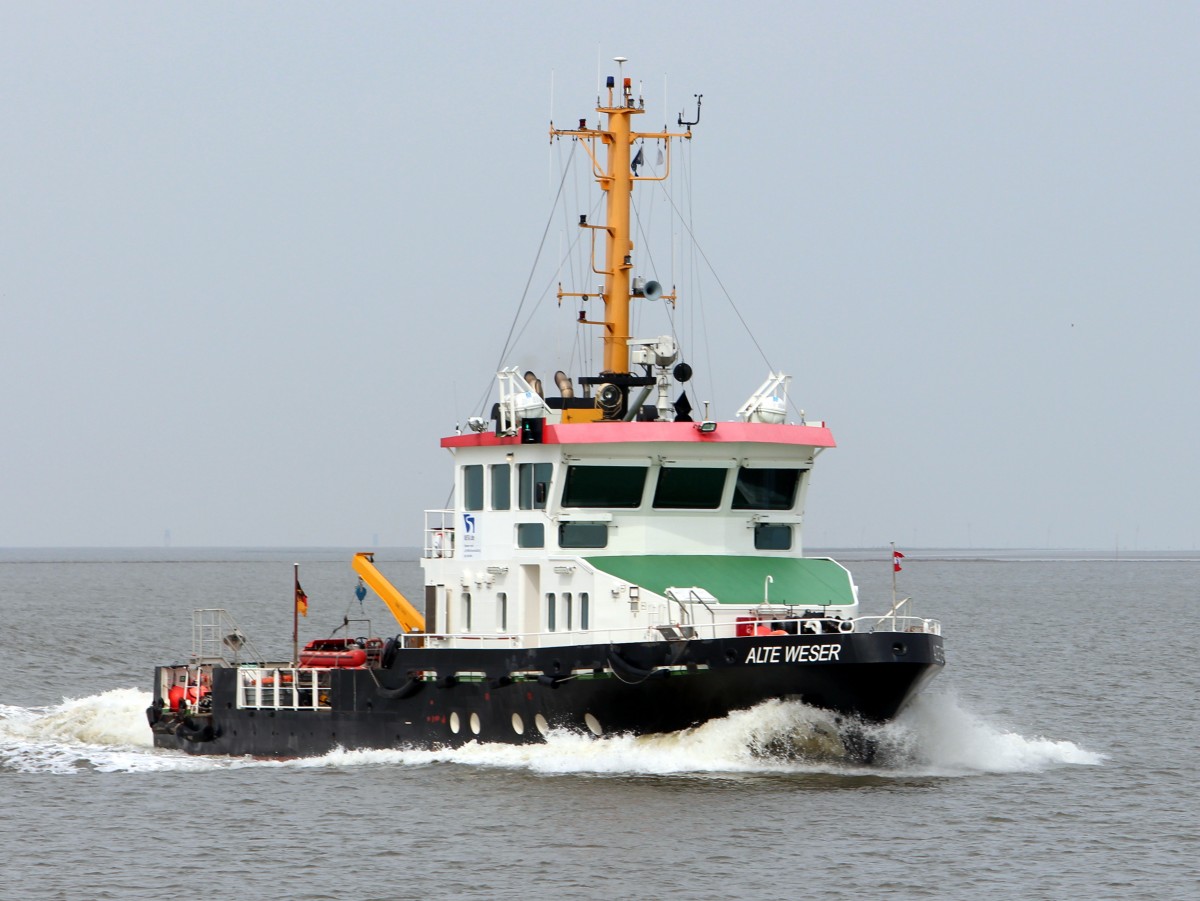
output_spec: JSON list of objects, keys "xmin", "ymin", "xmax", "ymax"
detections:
[
  {"xmin": 381, "ymin": 636, "xmax": 400, "ymax": 669},
  {"xmin": 376, "ymin": 675, "xmax": 422, "ymax": 700},
  {"xmin": 175, "ymin": 717, "xmax": 215, "ymax": 743},
  {"xmin": 607, "ymin": 645, "xmax": 669, "ymax": 684}
]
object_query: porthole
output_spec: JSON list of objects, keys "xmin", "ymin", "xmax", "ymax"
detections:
[
  {"xmin": 511, "ymin": 713, "xmax": 525, "ymax": 735},
  {"xmin": 449, "ymin": 711, "xmax": 461, "ymax": 734},
  {"xmin": 534, "ymin": 713, "xmax": 550, "ymax": 736},
  {"xmin": 584, "ymin": 713, "xmax": 603, "ymax": 736},
  {"xmin": 892, "ymin": 642, "xmax": 907, "ymax": 656},
  {"xmin": 470, "ymin": 712, "xmax": 481, "ymax": 735}
]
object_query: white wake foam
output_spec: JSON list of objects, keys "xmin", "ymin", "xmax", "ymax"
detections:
[
  {"xmin": 0, "ymin": 688, "xmax": 164, "ymax": 774},
  {"xmin": 0, "ymin": 687, "xmax": 1104, "ymax": 776},
  {"xmin": 883, "ymin": 690, "xmax": 1108, "ymax": 774}
]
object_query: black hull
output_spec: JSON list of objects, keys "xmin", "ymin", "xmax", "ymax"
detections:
[{"xmin": 151, "ymin": 631, "xmax": 943, "ymax": 758}]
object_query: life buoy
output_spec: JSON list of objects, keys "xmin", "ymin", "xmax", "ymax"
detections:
[{"xmin": 432, "ymin": 530, "xmax": 445, "ymax": 557}]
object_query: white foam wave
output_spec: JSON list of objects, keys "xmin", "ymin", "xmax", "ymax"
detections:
[
  {"xmin": 0, "ymin": 688, "xmax": 165, "ymax": 774},
  {"xmin": 886, "ymin": 691, "xmax": 1108, "ymax": 774},
  {"xmin": 0, "ymin": 687, "xmax": 1104, "ymax": 776}
]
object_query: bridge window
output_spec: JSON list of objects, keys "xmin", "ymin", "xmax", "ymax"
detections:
[
  {"xmin": 653, "ymin": 467, "xmax": 727, "ymax": 508},
  {"xmin": 464, "ymin": 465, "xmax": 484, "ymax": 511},
  {"xmin": 754, "ymin": 523, "xmax": 793, "ymax": 550},
  {"xmin": 732, "ymin": 468, "xmax": 801, "ymax": 510},
  {"xmin": 491, "ymin": 463, "xmax": 511, "ymax": 510},
  {"xmin": 558, "ymin": 522, "xmax": 608, "ymax": 548},
  {"xmin": 519, "ymin": 462, "xmax": 552, "ymax": 510},
  {"xmin": 562, "ymin": 465, "xmax": 647, "ymax": 508}
]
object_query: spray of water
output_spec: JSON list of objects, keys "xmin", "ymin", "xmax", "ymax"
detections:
[{"xmin": 0, "ymin": 688, "xmax": 1105, "ymax": 776}]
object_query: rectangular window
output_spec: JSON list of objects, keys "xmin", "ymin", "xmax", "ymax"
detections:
[
  {"xmin": 516, "ymin": 522, "xmax": 544, "ymax": 548},
  {"xmin": 732, "ymin": 468, "xmax": 802, "ymax": 510},
  {"xmin": 519, "ymin": 462, "xmax": 552, "ymax": 510},
  {"xmin": 497, "ymin": 592, "xmax": 507, "ymax": 631},
  {"xmin": 558, "ymin": 522, "xmax": 608, "ymax": 548},
  {"xmin": 580, "ymin": 592, "xmax": 589, "ymax": 631},
  {"xmin": 491, "ymin": 463, "xmax": 511, "ymax": 510},
  {"xmin": 563, "ymin": 592, "xmax": 573, "ymax": 631},
  {"xmin": 463, "ymin": 465, "xmax": 484, "ymax": 511},
  {"xmin": 463, "ymin": 591, "xmax": 472, "ymax": 631},
  {"xmin": 653, "ymin": 467, "xmax": 728, "ymax": 508},
  {"xmin": 562, "ymin": 465, "xmax": 647, "ymax": 508},
  {"xmin": 754, "ymin": 523, "xmax": 793, "ymax": 550},
  {"xmin": 547, "ymin": 592, "xmax": 556, "ymax": 632}
]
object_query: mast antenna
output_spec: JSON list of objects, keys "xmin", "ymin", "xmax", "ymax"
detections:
[{"xmin": 678, "ymin": 94, "xmax": 703, "ymax": 128}]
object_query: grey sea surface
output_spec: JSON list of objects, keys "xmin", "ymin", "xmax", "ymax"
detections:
[{"xmin": 1, "ymin": 548, "xmax": 1196, "ymax": 900}]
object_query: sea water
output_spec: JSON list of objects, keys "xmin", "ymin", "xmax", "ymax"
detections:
[{"xmin": 0, "ymin": 549, "xmax": 1196, "ymax": 900}]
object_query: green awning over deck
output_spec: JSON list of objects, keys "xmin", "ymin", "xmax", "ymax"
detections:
[{"xmin": 584, "ymin": 555, "xmax": 855, "ymax": 607}]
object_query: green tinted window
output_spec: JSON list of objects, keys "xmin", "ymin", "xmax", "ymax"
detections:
[
  {"xmin": 519, "ymin": 463, "xmax": 552, "ymax": 510},
  {"xmin": 463, "ymin": 465, "xmax": 484, "ymax": 511},
  {"xmin": 559, "ymin": 522, "xmax": 608, "ymax": 548},
  {"xmin": 491, "ymin": 463, "xmax": 511, "ymax": 510},
  {"xmin": 516, "ymin": 522, "xmax": 544, "ymax": 548},
  {"xmin": 562, "ymin": 465, "xmax": 647, "ymax": 508},
  {"xmin": 754, "ymin": 523, "xmax": 793, "ymax": 550}
]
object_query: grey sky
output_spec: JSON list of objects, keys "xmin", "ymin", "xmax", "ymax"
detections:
[{"xmin": 2, "ymin": 2, "xmax": 1196, "ymax": 549}]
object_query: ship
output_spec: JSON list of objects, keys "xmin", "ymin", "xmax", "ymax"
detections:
[{"xmin": 149, "ymin": 60, "xmax": 944, "ymax": 759}]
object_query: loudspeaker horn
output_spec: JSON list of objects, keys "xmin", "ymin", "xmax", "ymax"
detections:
[{"xmin": 554, "ymin": 370, "xmax": 574, "ymax": 398}]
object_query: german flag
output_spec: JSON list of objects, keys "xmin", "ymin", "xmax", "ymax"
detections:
[{"xmin": 296, "ymin": 582, "xmax": 308, "ymax": 617}]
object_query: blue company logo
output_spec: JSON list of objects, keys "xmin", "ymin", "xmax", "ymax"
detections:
[{"xmin": 462, "ymin": 513, "xmax": 476, "ymax": 534}]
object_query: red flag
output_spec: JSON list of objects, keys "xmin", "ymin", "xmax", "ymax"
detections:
[
  {"xmin": 296, "ymin": 582, "xmax": 308, "ymax": 617},
  {"xmin": 893, "ymin": 549, "xmax": 905, "ymax": 572}
]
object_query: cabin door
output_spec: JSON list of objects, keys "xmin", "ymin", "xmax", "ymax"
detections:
[{"xmin": 520, "ymin": 564, "xmax": 540, "ymax": 637}]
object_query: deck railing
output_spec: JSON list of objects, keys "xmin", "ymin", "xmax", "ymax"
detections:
[
  {"xmin": 237, "ymin": 668, "xmax": 333, "ymax": 710},
  {"xmin": 390, "ymin": 613, "xmax": 941, "ymax": 650},
  {"xmin": 423, "ymin": 509, "xmax": 456, "ymax": 559},
  {"xmin": 192, "ymin": 608, "xmax": 263, "ymax": 665}
]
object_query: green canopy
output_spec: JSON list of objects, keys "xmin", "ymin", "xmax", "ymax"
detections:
[{"xmin": 585, "ymin": 555, "xmax": 855, "ymax": 607}]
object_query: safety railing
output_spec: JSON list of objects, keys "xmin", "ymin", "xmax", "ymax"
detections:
[
  {"xmin": 160, "ymin": 663, "xmax": 215, "ymax": 714},
  {"xmin": 857, "ymin": 615, "xmax": 942, "ymax": 636},
  {"xmin": 386, "ymin": 611, "xmax": 929, "ymax": 650},
  {"xmin": 237, "ymin": 668, "xmax": 333, "ymax": 710},
  {"xmin": 192, "ymin": 608, "xmax": 263, "ymax": 665},
  {"xmin": 424, "ymin": 509, "xmax": 456, "ymax": 559}
]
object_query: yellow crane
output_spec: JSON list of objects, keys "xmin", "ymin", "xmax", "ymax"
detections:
[{"xmin": 351, "ymin": 552, "xmax": 425, "ymax": 633}]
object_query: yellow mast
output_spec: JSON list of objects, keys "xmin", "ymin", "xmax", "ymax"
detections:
[{"xmin": 552, "ymin": 60, "xmax": 692, "ymax": 376}]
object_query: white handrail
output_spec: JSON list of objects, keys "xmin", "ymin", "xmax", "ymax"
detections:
[{"xmin": 394, "ymin": 612, "xmax": 940, "ymax": 649}]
